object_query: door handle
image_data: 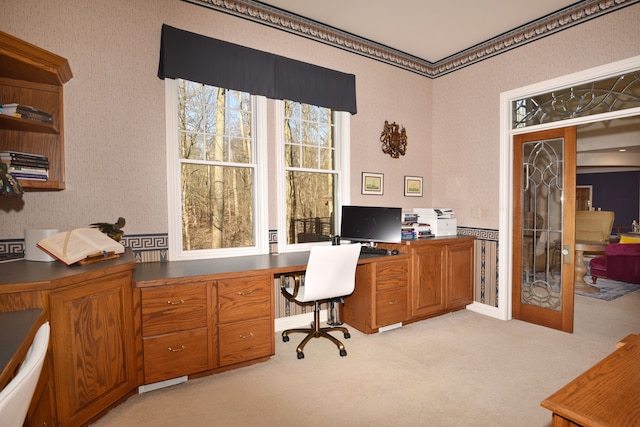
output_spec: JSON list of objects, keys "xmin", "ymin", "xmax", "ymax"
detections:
[{"xmin": 562, "ymin": 245, "xmax": 571, "ymax": 264}]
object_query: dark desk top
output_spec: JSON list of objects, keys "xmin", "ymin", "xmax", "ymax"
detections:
[
  {"xmin": 133, "ymin": 250, "xmax": 404, "ymax": 286},
  {"xmin": 0, "ymin": 250, "xmax": 136, "ymax": 290},
  {"xmin": 0, "ymin": 309, "xmax": 44, "ymax": 390}
]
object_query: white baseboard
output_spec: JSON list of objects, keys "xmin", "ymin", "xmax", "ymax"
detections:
[
  {"xmin": 138, "ymin": 376, "xmax": 188, "ymax": 394},
  {"xmin": 274, "ymin": 310, "xmax": 327, "ymax": 332},
  {"xmin": 466, "ymin": 301, "xmax": 501, "ymax": 319}
]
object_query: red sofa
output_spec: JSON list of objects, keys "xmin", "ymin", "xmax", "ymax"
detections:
[{"xmin": 589, "ymin": 243, "xmax": 640, "ymax": 284}]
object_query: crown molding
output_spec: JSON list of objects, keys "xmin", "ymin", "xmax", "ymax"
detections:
[{"xmin": 183, "ymin": 0, "xmax": 640, "ymax": 78}]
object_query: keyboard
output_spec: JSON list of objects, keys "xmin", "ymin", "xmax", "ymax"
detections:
[{"xmin": 359, "ymin": 246, "xmax": 389, "ymax": 255}]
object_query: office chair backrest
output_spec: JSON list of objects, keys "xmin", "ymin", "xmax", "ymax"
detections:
[
  {"xmin": 0, "ymin": 321, "xmax": 50, "ymax": 427},
  {"xmin": 301, "ymin": 244, "xmax": 361, "ymax": 302}
]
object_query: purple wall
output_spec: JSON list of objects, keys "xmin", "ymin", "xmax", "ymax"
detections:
[{"xmin": 577, "ymin": 171, "xmax": 640, "ymax": 231}]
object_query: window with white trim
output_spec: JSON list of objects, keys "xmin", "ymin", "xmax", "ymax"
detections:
[
  {"xmin": 277, "ymin": 100, "xmax": 350, "ymax": 252},
  {"xmin": 165, "ymin": 78, "xmax": 268, "ymax": 260}
]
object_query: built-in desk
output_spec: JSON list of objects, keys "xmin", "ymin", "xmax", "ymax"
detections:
[{"xmin": 132, "ymin": 250, "xmax": 411, "ymax": 385}]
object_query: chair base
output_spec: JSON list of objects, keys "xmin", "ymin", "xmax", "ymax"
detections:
[{"xmin": 282, "ymin": 302, "xmax": 350, "ymax": 359}]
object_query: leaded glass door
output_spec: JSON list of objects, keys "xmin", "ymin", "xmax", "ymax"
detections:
[{"xmin": 512, "ymin": 127, "xmax": 576, "ymax": 332}]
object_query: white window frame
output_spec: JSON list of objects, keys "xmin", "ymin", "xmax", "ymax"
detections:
[
  {"xmin": 165, "ymin": 79, "xmax": 269, "ymax": 260},
  {"xmin": 275, "ymin": 100, "xmax": 351, "ymax": 253}
]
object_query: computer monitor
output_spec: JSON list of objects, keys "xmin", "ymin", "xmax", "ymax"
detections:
[{"xmin": 340, "ymin": 205, "xmax": 402, "ymax": 244}]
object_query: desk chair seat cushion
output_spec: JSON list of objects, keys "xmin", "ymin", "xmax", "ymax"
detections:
[{"xmin": 0, "ymin": 321, "xmax": 50, "ymax": 427}]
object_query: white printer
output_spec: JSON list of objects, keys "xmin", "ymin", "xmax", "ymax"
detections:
[{"xmin": 413, "ymin": 208, "xmax": 457, "ymax": 236}]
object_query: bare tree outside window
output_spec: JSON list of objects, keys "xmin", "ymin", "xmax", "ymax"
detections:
[
  {"xmin": 284, "ymin": 101, "xmax": 337, "ymax": 244},
  {"xmin": 178, "ymin": 79, "xmax": 255, "ymax": 250}
]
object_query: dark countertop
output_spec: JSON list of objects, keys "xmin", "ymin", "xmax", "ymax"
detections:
[
  {"xmin": 133, "ymin": 250, "xmax": 402, "ymax": 285},
  {"xmin": 0, "ymin": 309, "xmax": 44, "ymax": 390},
  {"xmin": 0, "ymin": 250, "xmax": 136, "ymax": 290}
]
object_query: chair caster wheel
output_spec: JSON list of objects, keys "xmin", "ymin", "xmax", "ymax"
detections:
[
  {"xmin": 297, "ymin": 352, "xmax": 305, "ymax": 359},
  {"xmin": 339, "ymin": 349, "xmax": 347, "ymax": 357},
  {"xmin": 344, "ymin": 332, "xmax": 351, "ymax": 339},
  {"xmin": 282, "ymin": 335, "xmax": 289, "ymax": 342}
]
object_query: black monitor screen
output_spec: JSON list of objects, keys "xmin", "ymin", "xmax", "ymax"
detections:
[{"xmin": 340, "ymin": 205, "xmax": 402, "ymax": 244}]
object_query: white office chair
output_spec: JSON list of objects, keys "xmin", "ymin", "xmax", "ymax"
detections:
[
  {"xmin": 281, "ymin": 244, "xmax": 361, "ymax": 359},
  {"xmin": 0, "ymin": 321, "xmax": 50, "ymax": 427}
]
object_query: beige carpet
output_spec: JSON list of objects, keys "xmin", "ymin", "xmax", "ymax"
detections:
[{"xmin": 92, "ymin": 290, "xmax": 640, "ymax": 427}]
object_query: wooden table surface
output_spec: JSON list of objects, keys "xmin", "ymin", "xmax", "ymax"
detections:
[{"xmin": 541, "ymin": 333, "xmax": 640, "ymax": 426}]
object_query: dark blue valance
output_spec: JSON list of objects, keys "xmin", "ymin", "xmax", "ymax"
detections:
[{"xmin": 158, "ymin": 24, "xmax": 357, "ymax": 114}]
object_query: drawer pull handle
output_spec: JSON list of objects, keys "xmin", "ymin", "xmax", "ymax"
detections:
[
  {"xmin": 168, "ymin": 345, "xmax": 186, "ymax": 352},
  {"xmin": 388, "ymin": 300, "xmax": 399, "ymax": 305},
  {"xmin": 239, "ymin": 332, "xmax": 254, "ymax": 339},
  {"xmin": 167, "ymin": 299, "xmax": 185, "ymax": 305},
  {"xmin": 237, "ymin": 290, "xmax": 254, "ymax": 296}
]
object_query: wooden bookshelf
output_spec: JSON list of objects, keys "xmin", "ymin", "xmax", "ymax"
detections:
[{"xmin": 0, "ymin": 31, "xmax": 72, "ymax": 191}]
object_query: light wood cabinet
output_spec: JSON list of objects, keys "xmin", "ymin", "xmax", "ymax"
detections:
[
  {"xmin": 405, "ymin": 237, "xmax": 475, "ymax": 318},
  {"xmin": 140, "ymin": 281, "xmax": 213, "ymax": 384},
  {"xmin": 135, "ymin": 273, "xmax": 274, "ymax": 385},
  {"xmin": 49, "ymin": 270, "xmax": 137, "ymax": 427},
  {"xmin": 0, "ymin": 253, "xmax": 137, "ymax": 427},
  {"xmin": 0, "ymin": 31, "xmax": 72, "ymax": 191},
  {"xmin": 343, "ymin": 256, "xmax": 410, "ymax": 334},
  {"xmin": 361, "ymin": 236, "xmax": 476, "ymax": 331},
  {"xmin": 217, "ymin": 275, "xmax": 274, "ymax": 367}
]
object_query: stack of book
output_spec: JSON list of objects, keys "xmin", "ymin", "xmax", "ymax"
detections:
[
  {"xmin": 0, "ymin": 103, "xmax": 53, "ymax": 124},
  {"xmin": 0, "ymin": 150, "xmax": 49, "ymax": 181}
]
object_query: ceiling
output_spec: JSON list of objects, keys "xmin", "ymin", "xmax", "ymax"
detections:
[{"xmin": 257, "ymin": 0, "xmax": 579, "ymax": 63}]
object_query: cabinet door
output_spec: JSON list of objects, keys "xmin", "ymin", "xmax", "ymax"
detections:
[
  {"xmin": 50, "ymin": 271, "xmax": 136, "ymax": 427},
  {"xmin": 447, "ymin": 241, "xmax": 474, "ymax": 308},
  {"xmin": 412, "ymin": 245, "xmax": 447, "ymax": 317}
]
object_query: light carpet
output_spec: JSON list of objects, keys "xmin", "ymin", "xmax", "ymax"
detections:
[{"xmin": 91, "ymin": 291, "xmax": 640, "ymax": 427}]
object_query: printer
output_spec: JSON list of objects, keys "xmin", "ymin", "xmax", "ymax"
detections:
[{"xmin": 413, "ymin": 208, "xmax": 457, "ymax": 236}]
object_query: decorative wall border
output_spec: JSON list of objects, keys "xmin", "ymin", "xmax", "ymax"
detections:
[{"xmin": 183, "ymin": 0, "xmax": 639, "ymax": 78}]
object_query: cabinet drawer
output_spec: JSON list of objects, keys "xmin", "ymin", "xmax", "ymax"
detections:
[
  {"xmin": 219, "ymin": 318, "xmax": 273, "ymax": 367},
  {"xmin": 376, "ymin": 260, "xmax": 408, "ymax": 278},
  {"xmin": 141, "ymin": 283, "xmax": 208, "ymax": 336},
  {"xmin": 143, "ymin": 328, "xmax": 209, "ymax": 384},
  {"xmin": 218, "ymin": 276, "xmax": 272, "ymax": 324},
  {"xmin": 376, "ymin": 275, "xmax": 408, "ymax": 292},
  {"xmin": 376, "ymin": 288, "xmax": 408, "ymax": 327}
]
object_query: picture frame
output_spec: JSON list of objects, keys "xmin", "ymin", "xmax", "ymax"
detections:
[
  {"xmin": 361, "ymin": 172, "xmax": 384, "ymax": 195},
  {"xmin": 404, "ymin": 175, "xmax": 423, "ymax": 197}
]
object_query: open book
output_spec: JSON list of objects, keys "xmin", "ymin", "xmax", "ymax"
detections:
[{"xmin": 37, "ymin": 228, "xmax": 125, "ymax": 265}]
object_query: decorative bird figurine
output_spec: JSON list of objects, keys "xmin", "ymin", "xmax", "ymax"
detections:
[
  {"xmin": 0, "ymin": 163, "xmax": 24, "ymax": 198},
  {"xmin": 90, "ymin": 217, "xmax": 126, "ymax": 241}
]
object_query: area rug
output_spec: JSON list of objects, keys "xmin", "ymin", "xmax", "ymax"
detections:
[{"xmin": 577, "ymin": 275, "xmax": 640, "ymax": 301}]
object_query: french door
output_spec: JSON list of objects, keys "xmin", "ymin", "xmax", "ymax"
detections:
[{"xmin": 512, "ymin": 127, "xmax": 576, "ymax": 332}]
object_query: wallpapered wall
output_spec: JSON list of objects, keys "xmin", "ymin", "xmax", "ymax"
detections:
[{"xmin": 1, "ymin": 0, "xmax": 639, "ymax": 309}]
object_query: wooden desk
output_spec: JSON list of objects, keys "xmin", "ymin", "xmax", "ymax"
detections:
[
  {"xmin": 574, "ymin": 241, "xmax": 606, "ymax": 293},
  {"xmin": 541, "ymin": 333, "xmax": 640, "ymax": 426}
]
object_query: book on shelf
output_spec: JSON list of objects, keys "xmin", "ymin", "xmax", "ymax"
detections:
[
  {"xmin": 0, "ymin": 151, "xmax": 50, "ymax": 169},
  {"xmin": 9, "ymin": 172, "xmax": 48, "ymax": 181},
  {"xmin": 37, "ymin": 228, "xmax": 125, "ymax": 266},
  {"xmin": 1, "ymin": 103, "xmax": 53, "ymax": 123}
]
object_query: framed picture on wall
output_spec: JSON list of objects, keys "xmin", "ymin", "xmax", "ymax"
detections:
[
  {"xmin": 362, "ymin": 172, "xmax": 384, "ymax": 195},
  {"xmin": 404, "ymin": 176, "xmax": 423, "ymax": 197}
]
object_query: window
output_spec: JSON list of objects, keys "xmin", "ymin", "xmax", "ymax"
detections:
[
  {"xmin": 277, "ymin": 100, "xmax": 350, "ymax": 252},
  {"xmin": 167, "ymin": 81, "xmax": 348, "ymax": 259},
  {"xmin": 166, "ymin": 78, "xmax": 267, "ymax": 260}
]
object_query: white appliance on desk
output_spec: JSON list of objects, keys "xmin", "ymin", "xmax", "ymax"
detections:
[{"xmin": 413, "ymin": 208, "xmax": 457, "ymax": 236}]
